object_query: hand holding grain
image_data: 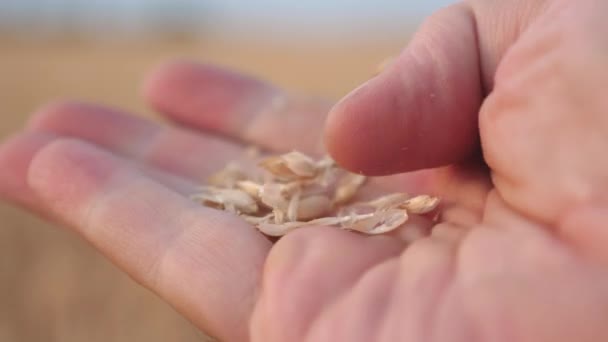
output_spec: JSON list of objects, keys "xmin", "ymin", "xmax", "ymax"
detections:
[{"xmin": 2, "ymin": 0, "xmax": 608, "ymax": 341}]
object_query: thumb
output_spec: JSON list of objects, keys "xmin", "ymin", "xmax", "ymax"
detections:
[{"xmin": 325, "ymin": 3, "xmax": 483, "ymax": 175}]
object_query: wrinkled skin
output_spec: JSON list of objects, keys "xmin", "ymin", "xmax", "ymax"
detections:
[{"xmin": 2, "ymin": 0, "xmax": 608, "ymax": 341}]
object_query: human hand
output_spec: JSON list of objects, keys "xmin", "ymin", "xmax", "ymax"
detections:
[
  {"xmin": 2, "ymin": 1, "xmax": 608, "ymax": 341},
  {"xmin": 322, "ymin": 0, "xmax": 608, "ymax": 340},
  {"xmin": 0, "ymin": 61, "xmax": 425, "ymax": 341}
]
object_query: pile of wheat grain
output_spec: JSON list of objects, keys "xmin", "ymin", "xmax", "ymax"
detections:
[{"xmin": 192, "ymin": 151, "xmax": 439, "ymax": 236}]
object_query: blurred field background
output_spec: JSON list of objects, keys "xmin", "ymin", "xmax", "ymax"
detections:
[{"xmin": 0, "ymin": 1, "xmax": 451, "ymax": 341}]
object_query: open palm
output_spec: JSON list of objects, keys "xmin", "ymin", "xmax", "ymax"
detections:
[{"xmin": 3, "ymin": 0, "xmax": 608, "ymax": 341}]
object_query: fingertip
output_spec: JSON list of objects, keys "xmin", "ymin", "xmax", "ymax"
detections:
[
  {"xmin": 142, "ymin": 60, "xmax": 275, "ymax": 133},
  {"xmin": 326, "ymin": 69, "xmax": 438, "ymax": 175},
  {"xmin": 0, "ymin": 132, "xmax": 55, "ymax": 205},
  {"xmin": 141, "ymin": 59, "xmax": 200, "ymax": 111},
  {"xmin": 325, "ymin": 74, "xmax": 405, "ymax": 176},
  {"xmin": 27, "ymin": 138, "xmax": 117, "ymax": 217},
  {"xmin": 326, "ymin": 3, "xmax": 483, "ymax": 175}
]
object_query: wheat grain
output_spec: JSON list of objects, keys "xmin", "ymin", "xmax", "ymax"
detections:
[
  {"xmin": 401, "ymin": 195, "xmax": 440, "ymax": 214},
  {"xmin": 333, "ymin": 173, "xmax": 367, "ymax": 204}
]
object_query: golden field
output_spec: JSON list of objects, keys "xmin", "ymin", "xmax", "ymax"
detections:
[{"xmin": 0, "ymin": 36, "xmax": 406, "ymax": 341}]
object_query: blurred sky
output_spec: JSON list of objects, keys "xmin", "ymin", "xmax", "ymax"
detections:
[{"xmin": 0, "ymin": 0, "xmax": 456, "ymax": 41}]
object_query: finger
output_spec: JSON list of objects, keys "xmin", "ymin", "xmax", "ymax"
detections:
[
  {"xmin": 27, "ymin": 138, "xmax": 271, "ymax": 341},
  {"xmin": 0, "ymin": 132, "xmax": 56, "ymax": 208},
  {"xmin": 28, "ymin": 101, "xmax": 246, "ymax": 181},
  {"xmin": 143, "ymin": 61, "xmax": 331, "ymax": 154},
  {"xmin": 251, "ymin": 227, "xmax": 403, "ymax": 341},
  {"xmin": 325, "ymin": 3, "xmax": 483, "ymax": 175},
  {"xmin": 0, "ymin": 131, "xmax": 199, "ymax": 219}
]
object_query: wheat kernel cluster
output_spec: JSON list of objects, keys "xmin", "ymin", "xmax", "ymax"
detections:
[{"xmin": 191, "ymin": 150, "xmax": 440, "ymax": 237}]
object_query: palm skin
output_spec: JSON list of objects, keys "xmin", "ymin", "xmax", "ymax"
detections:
[{"xmin": 2, "ymin": 0, "xmax": 608, "ymax": 341}]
